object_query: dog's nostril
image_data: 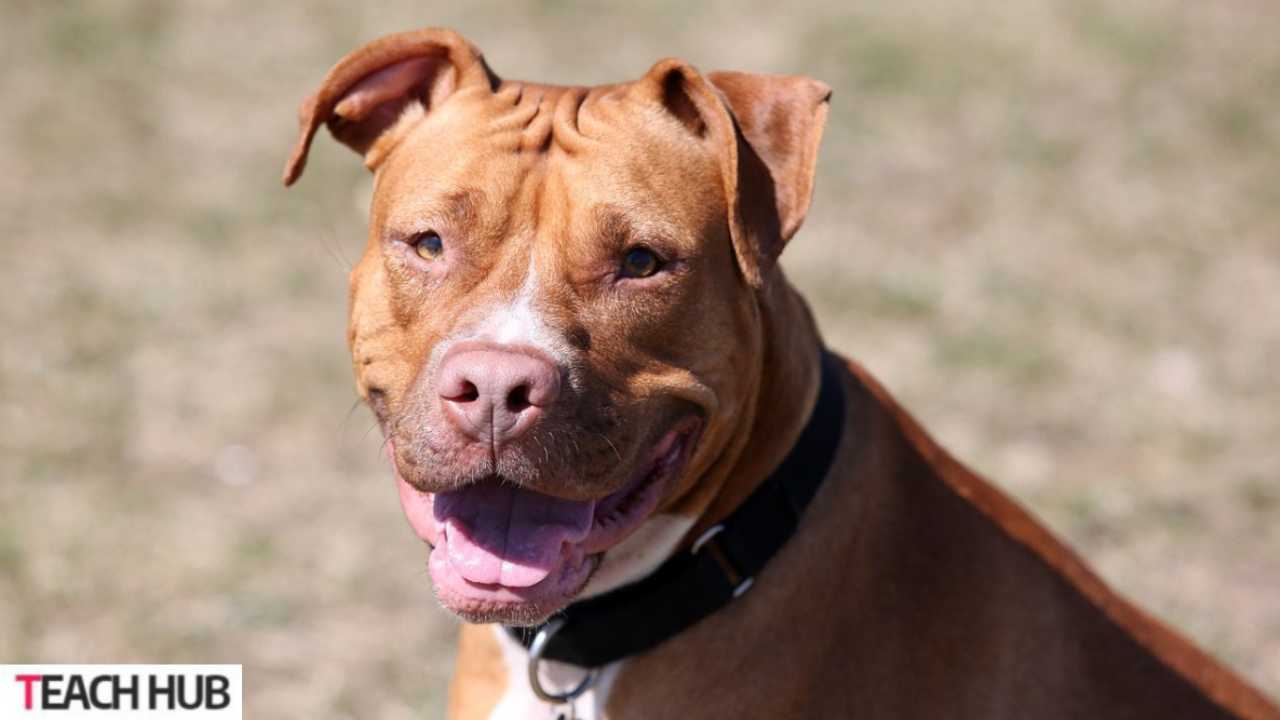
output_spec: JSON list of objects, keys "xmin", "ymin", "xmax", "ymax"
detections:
[
  {"xmin": 452, "ymin": 381, "xmax": 479, "ymax": 403},
  {"xmin": 506, "ymin": 384, "xmax": 531, "ymax": 412}
]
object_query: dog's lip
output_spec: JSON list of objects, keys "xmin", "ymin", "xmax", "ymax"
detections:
[
  {"xmin": 391, "ymin": 418, "xmax": 701, "ymax": 617},
  {"xmin": 579, "ymin": 418, "xmax": 697, "ymax": 552}
]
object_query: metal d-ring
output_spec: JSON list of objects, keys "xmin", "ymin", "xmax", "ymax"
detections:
[{"xmin": 527, "ymin": 619, "xmax": 599, "ymax": 705}]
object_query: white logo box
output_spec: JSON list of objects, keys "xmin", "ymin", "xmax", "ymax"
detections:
[{"xmin": 1, "ymin": 665, "xmax": 242, "ymax": 719}]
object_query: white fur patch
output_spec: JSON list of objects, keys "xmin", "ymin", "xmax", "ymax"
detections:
[
  {"xmin": 426, "ymin": 252, "xmax": 576, "ymax": 389},
  {"xmin": 581, "ymin": 513, "xmax": 695, "ymax": 599},
  {"xmin": 472, "ymin": 257, "xmax": 573, "ymax": 363}
]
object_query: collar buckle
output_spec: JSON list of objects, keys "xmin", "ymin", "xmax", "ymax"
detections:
[
  {"xmin": 527, "ymin": 619, "xmax": 600, "ymax": 704},
  {"xmin": 691, "ymin": 525, "xmax": 754, "ymax": 598}
]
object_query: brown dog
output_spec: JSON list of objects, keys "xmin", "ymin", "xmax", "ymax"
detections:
[{"xmin": 285, "ymin": 27, "xmax": 1279, "ymax": 720}]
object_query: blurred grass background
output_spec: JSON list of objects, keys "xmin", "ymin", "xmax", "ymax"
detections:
[{"xmin": 1, "ymin": 1, "xmax": 1277, "ymax": 717}]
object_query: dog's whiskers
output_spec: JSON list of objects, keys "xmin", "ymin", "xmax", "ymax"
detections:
[
  {"xmin": 317, "ymin": 222, "xmax": 355, "ymax": 272},
  {"xmin": 599, "ymin": 433, "xmax": 623, "ymax": 465}
]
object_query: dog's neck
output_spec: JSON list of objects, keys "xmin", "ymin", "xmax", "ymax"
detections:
[{"xmin": 682, "ymin": 269, "xmax": 825, "ymax": 542}]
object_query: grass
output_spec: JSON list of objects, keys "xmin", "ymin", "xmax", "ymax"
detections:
[{"xmin": 2, "ymin": 1, "xmax": 1277, "ymax": 716}]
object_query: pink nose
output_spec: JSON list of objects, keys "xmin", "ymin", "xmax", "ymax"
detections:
[{"xmin": 437, "ymin": 346, "xmax": 561, "ymax": 449}]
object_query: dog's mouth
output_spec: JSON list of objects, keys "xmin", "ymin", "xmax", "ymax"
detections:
[{"xmin": 393, "ymin": 419, "xmax": 700, "ymax": 624}]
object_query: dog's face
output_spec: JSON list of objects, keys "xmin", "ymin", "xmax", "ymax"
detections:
[
  {"xmin": 286, "ymin": 29, "xmax": 829, "ymax": 624},
  {"xmin": 356, "ymin": 81, "xmax": 752, "ymax": 624}
]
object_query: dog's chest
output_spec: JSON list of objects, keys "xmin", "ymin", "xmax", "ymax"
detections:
[{"xmin": 489, "ymin": 626, "xmax": 622, "ymax": 720}]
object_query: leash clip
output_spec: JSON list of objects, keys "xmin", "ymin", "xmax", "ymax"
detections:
[
  {"xmin": 528, "ymin": 618, "xmax": 600, "ymax": 706},
  {"xmin": 691, "ymin": 525, "xmax": 754, "ymax": 598}
]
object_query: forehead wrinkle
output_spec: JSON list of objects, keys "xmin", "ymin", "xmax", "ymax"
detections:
[
  {"xmin": 520, "ymin": 93, "xmax": 556, "ymax": 153},
  {"xmin": 492, "ymin": 82, "xmax": 604, "ymax": 157},
  {"xmin": 571, "ymin": 84, "xmax": 632, "ymax": 142},
  {"xmin": 550, "ymin": 88, "xmax": 593, "ymax": 154}
]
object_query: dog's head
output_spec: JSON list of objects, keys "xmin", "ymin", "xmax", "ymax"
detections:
[{"xmin": 286, "ymin": 28, "xmax": 829, "ymax": 625}]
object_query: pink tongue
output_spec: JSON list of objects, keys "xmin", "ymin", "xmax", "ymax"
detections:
[{"xmin": 434, "ymin": 482, "xmax": 595, "ymax": 588}]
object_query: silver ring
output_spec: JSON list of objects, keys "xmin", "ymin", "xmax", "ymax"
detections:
[
  {"xmin": 527, "ymin": 619, "xmax": 599, "ymax": 704},
  {"xmin": 690, "ymin": 524, "xmax": 725, "ymax": 554}
]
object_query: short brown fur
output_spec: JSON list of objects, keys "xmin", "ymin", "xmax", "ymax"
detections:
[{"xmin": 286, "ymin": 27, "xmax": 1279, "ymax": 720}]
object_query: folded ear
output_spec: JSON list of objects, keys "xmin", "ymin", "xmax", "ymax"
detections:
[
  {"xmin": 709, "ymin": 71, "xmax": 831, "ymax": 266},
  {"xmin": 633, "ymin": 61, "xmax": 830, "ymax": 286},
  {"xmin": 282, "ymin": 27, "xmax": 498, "ymax": 186}
]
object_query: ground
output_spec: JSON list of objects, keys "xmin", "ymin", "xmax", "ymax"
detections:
[{"xmin": 1, "ymin": 1, "xmax": 1277, "ymax": 717}]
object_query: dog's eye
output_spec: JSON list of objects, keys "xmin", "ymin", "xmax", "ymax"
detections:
[
  {"xmin": 412, "ymin": 230, "xmax": 444, "ymax": 261},
  {"xmin": 619, "ymin": 247, "xmax": 662, "ymax": 279}
]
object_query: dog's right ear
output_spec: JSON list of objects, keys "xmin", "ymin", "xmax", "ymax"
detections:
[{"xmin": 283, "ymin": 27, "xmax": 498, "ymax": 186}]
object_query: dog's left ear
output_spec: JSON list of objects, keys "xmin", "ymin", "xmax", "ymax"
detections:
[
  {"xmin": 710, "ymin": 70, "xmax": 831, "ymax": 285},
  {"xmin": 635, "ymin": 61, "xmax": 830, "ymax": 286}
]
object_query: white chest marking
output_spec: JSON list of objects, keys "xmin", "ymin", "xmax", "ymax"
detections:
[{"xmin": 580, "ymin": 513, "xmax": 695, "ymax": 599}]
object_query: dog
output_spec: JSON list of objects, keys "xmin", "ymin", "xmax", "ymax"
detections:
[{"xmin": 284, "ymin": 27, "xmax": 1280, "ymax": 720}]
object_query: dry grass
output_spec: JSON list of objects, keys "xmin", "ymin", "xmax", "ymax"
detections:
[{"xmin": 1, "ymin": 1, "xmax": 1277, "ymax": 717}]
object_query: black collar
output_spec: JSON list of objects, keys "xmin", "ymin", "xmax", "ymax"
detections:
[{"xmin": 505, "ymin": 349, "xmax": 848, "ymax": 668}]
